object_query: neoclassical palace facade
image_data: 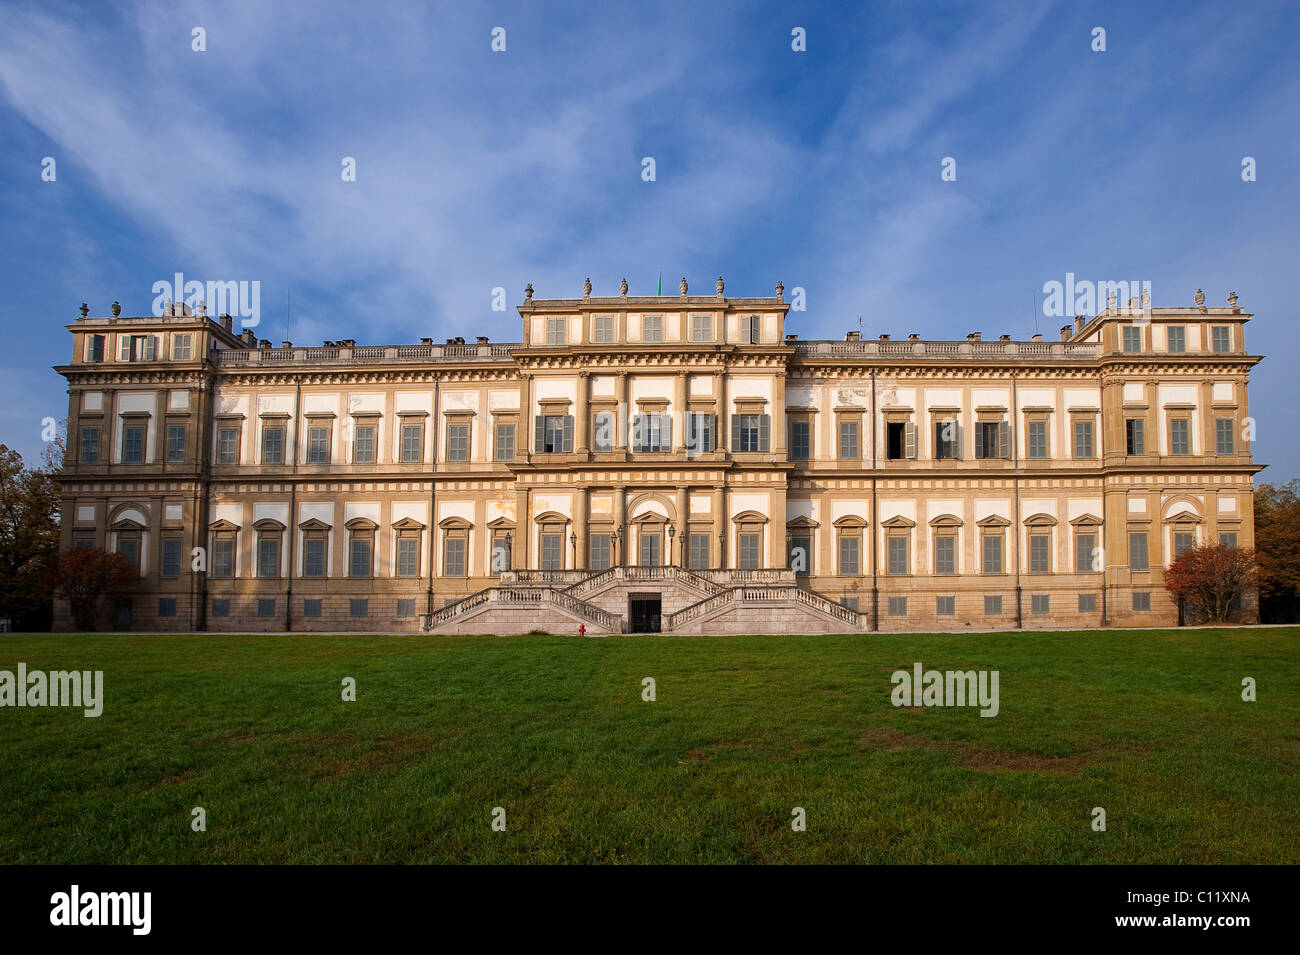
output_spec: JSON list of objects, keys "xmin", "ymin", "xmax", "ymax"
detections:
[{"xmin": 54, "ymin": 281, "xmax": 1261, "ymax": 634}]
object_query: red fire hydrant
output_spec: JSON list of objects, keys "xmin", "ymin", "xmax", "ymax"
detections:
[{"xmin": 579, "ymin": 624, "xmax": 586, "ymax": 637}]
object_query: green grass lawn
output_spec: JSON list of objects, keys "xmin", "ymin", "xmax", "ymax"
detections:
[{"xmin": 1, "ymin": 628, "xmax": 1297, "ymax": 864}]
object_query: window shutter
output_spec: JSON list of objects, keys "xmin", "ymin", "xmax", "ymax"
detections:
[
  {"xmin": 731, "ymin": 414, "xmax": 740, "ymax": 450},
  {"xmin": 662, "ymin": 414, "xmax": 672, "ymax": 451},
  {"xmin": 998, "ymin": 421, "xmax": 1010, "ymax": 459},
  {"xmin": 708, "ymin": 414, "xmax": 717, "ymax": 451},
  {"xmin": 534, "ymin": 415, "xmax": 545, "ymax": 453},
  {"xmin": 759, "ymin": 414, "xmax": 770, "ymax": 452},
  {"xmin": 954, "ymin": 422, "xmax": 962, "ymax": 459},
  {"xmin": 118, "ymin": 336, "xmax": 131, "ymax": 360},
  {"xmin": 904, "ymin": 422, "xmax": 917, "ymax": 459},
  {"xmin": 563, "ymin": 415, "xmax": 574, "ymax": 452},
  {"xmin": 631, "ymin": 413, "xmax": 642, "ymax": 451}
]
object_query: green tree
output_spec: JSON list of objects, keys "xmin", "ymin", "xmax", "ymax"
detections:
[{"xmin": 0, "ymin": 444, "xmax": 61, "ymax": 629}]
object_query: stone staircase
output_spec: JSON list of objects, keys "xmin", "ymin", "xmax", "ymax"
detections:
[{"xmin": 425, "ymin": 566, "xmax": 863, "ymax": 635}]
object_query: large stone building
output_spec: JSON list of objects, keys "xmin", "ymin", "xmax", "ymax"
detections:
[{"xmin": 54, "ymin": 281, "xmax": 1261, "ymax": 634}]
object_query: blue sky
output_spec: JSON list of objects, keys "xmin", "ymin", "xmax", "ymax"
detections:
[{"xmin": 1, "ymin": 0, "xmax": 1297, "ymax": 479}]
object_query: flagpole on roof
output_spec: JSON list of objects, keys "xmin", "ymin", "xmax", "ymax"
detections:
[{"xmin": 657, "ymin": 269, "xmax": 662, "ymax": 296}]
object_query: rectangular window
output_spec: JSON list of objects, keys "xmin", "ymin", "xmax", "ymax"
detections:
[
  {"xmin": 212, "ymin": 539, "xmax": 234, "ymax": 578},
  {"xmin": 887, "ymin": 535, "xmax": 908, "ymax": 575},
  {"xmin": 838, "ymin": 420, "xmax": 859, "ymax": 459},
  {"xmin": 1169, "ymin": 418, "xmax": 1190, "ymax": 456},
  {"xmin": 88, "ymin": 335, "xmax": 106, "ymax": 362},
  {"xmin": 934, "ymin": 535, "xmax": 956, "ymax": 576},
  {"xmin": 840, "ymin": 535, "xmax": 860, "ymax": 576},
  {"xmin": 1122, "ymin": 325, "xmax": 1142, "ymax": 353},
  {"xmin": 350, "ymin": 599, "xmax": 368, "ymax": 619},
  {"xmin": 80, "ymin": 427, "xmax": 100, "ymax": 464},
  {"xmin": 592, "ymin": 315, "xmax": 614, "ymax": 343},
  {"xmin": 167, "ymin": 425, "xmax": 187, "ymax": 463},
  {"xmin": 934, "ymin": 418, "xmax": 958, "ymax": 459},
  {"xmin": 1126, "ymin": 419, "xmax": 1145, "ymax": 455},
  {"xmin": 633, "ymin": 414, "xmax": 670, "ymax": 453},
  {"xmin": 112, "ymin": 539, "xmax": 136, "ymax": 572},
  {"xmin": 1132, "ymin": 592, "xmax": 1151, "ymax": 612},
  {"xmin": 123, "ymin": 425, "xmax": 145, "ymax": 464},
  {"xmin": 350, "ymin": 538, "xmax": 372, "ymax": 577},
  {"xmin": 308, "ymin": 426, "xmax": 329, "ymax": 464},
  {"xmin": 885, "ymin": 421, "xmax": 914, "ymax": 460},
  {"xmin": 257, "ymin": 598, "xmax": 276, "ymax": 618},
  {"xmin": 536, "ymin": 414, "xmax": 574, "ymax": 453},
  {"xmin": 1173, "ymin": 531, "xmax": 1195, "ymax": 558},
  {"xmin": 639, "ymin": 533, "xmax": 660, "ymax": 567},
  {"xmin": 1078, "ymin": 593, "xmax": 1097, "ymax": 613},
  {"xmin": 397, "ymin": 538, "xmax": 419, "ymax": 577},
  {"xmin": 541, "ymin": 533, "xmax": 564, "ymax": 570},
  {"xmin": 73, "ymin": 534, "xmax": 94, "ymax": 550},
  {"xmin": 975, "ymin": 421, "xmax": 1006, "ymax": 459},
  {"xmin": 258, "ymin": 537, "xmax": 280, "ymax": 578},
  {"xmin": 447, "ymin": 423, "xmax": 470, "ymax": 462},
  {"xmin": 888, "ymin": 596, "xmax": 907, "ymax": 617},
  {"xmin": 161, "ymin": 538, "xmax": 182, "ymax": 578},
  {"xmin": 1075, "ymin": 532, "xmax": 1096, "ymax": 573},
  {"xmin": 691, "ymin": 315, "xmax": 712, "ymax": 342},
  {"xmin": 303, "ymin": 538, "xmax": 326, "ymax": 578},
  {"xmin": 641, "ymin": 315, "xmax": 663, "ymax": 343},
  {"xmin": 262, "ymin": 426, "xmax": 284, "ymax": 465},
  {"xmin": 982, "ymin": 535, "xmax": 1003, "ymax": 574},
  {"xmin": 791, "ymin": 535, "xmax": 811, "ymax": 576},
  {"xmin": 1029, "ymin": 534, "xmax": 1051, "ymax": 573},
  {"xmin": 1073, "ymin": 420, "xmax": 1094, "ymax": 459},
  {"xmin": 841, "ymin": 596, "xmax": 859, "ymax": 612},
  {"xmin": 546, "ymin": 316, "xmax": 566, "ymax": 346},
  {"xmin": 1219, "ymin": 532, "xmax": 1238, "ymax": 549},
  {"xmin": 1211, "ymin": 326, "xmax": 1231, "ymax": 353},
  {"xmin": 303, "ymin": 598, "xmax": 322, "ymax": 618},
  {"xmin": 740, "ymin": 315, "xmax": 760, "ymax": 344},
  {"xmin": 354, "ymin": 425, "xmax": 377, "ymax": 463},
  {"xmin": 732, "ymin": 414, "xmax": 770, "ymax": 453},
  {"xmin": 1031, "ymin": 594, "xmax": 1050, "ymax": 615},
  {"xmin": 400, "ymin": 423, "xmax": 423, "ymax": 463},
  {"xmin": 1027, "ymin": 420, "xmax": 1048, "ymax": 459},
  {"xmin": 1166, "ymin": 326, "xmax": 1186, "ymax": 353},
  {"xmin": 589, "ymin": 534, "xmax": 611, "ymax": 571},
  {"xmin": 443, "ymin": 538, "xmax": 466, "ymax": 577},
  {"xmin": 592, "ymin": 413, "xmax": 615, "ymax": 452},
  {"xmin": 158, "ymin": 598, "xmax": 177, "ymax": 618},
  {"xmin": 936, "ymin": 596, "xmax": 955, "ymax": 616},
  {"xmin": 396, "ymin": 599, "xmax": 416, "ymax": 619},
  {"xmin": 495, "ymin": 422, "xmax": 516, "ymax": 461},
  {"xmin": 790, "ymin": 420, "xmax": 810, "ymax": 460},
  {"xmin": 685, "ymin": 413, "xmax": 715, "ymax": 455},
  {"xmin": 984, "ymin": 595, "xmax": 1003, "ymax": 616},
  {"xmin": 1129, "ymin": 532, "xmax": 1149, "ymax": 571},
  {"xmin": 738, "ymin": 533, "xmax": 761, "ymax": 570},
  {"xmin": 172, "ymin": 334, "xmax": 192, "ymax": 360},
  {"xmin": 211, "ymin": 598, "xmax": 230, "ymax": 617},
  {"xmin": 689, "ymin": 533, "xmax": 710, "ymax": 570},
  {"xmin": 1215, "ymin": 418, "xmax": 1234, "ymax": 454}
]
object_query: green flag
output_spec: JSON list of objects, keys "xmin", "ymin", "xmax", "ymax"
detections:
[{"xmin": 657, "ymin": 270, "xmax": 662, "ymax": 296}]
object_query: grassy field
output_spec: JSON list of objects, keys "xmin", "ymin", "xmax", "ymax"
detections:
[{"xmin": 1, "ymin": 628, "xmax": 1296, "ymax": 864}]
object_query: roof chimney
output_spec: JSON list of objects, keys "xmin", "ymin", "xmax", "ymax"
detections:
[
  {"xmin": 1031, "ymin": 333, "xmax": 1043, "ymax": 343},
  {"xmin": 908, "ymin": 333, "xmax": 919, "ymax": 342},
  {"xmin": 1059, "ymin": 325, "xmax": 1072, "ymax": 342},
  {"xmin": 967, "ymin": 332, "xmax": 981, "ymax": 342},
  {"xmin": 477, "ymin": 336, "xmax": 489, "ymax": 345},
  {"xmin": 845, "ymin": 330, "xmax": 860, "ymax": 341},
  {"xmin": 878, "ymin": 333, "xmax": 890, "ymax": 341},
  {"xmin": 998, "ymin": 334, "xmax": 1010, "ymax": 342},
  {"xmin": 1074, "ymin": 314, "xmax": 1085, "ymax": 333},
  {"xmin": 281, "ymin": 341, "xmax": 292, "ymax": 349},
  {"xmin": 420, "ymin": 337, "xmax": 433, "ymax": 345},
  {"xmin": 220, "ymin": 314, "xmax": 233, "ymax": 333}
]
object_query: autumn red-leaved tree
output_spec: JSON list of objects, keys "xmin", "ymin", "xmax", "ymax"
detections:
[
  {"xmin": 1164, "ymin": 544, "xmax": 1258, "ymax": 625},
  {"xmin": 48, "ymin": 548, "xmax": 136, "ymax": 631}
]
